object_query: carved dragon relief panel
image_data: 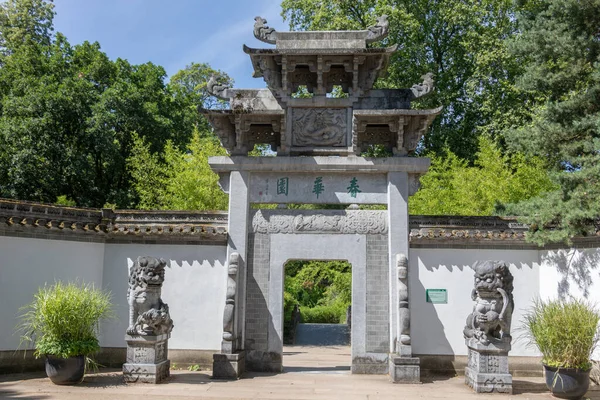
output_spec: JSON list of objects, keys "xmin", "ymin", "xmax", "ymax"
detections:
[
  {"xmin": 251, "ymin": 210, "xmax": 387, "ymax": 234},
  {"xmin": 292, "ymin": 108, "xmax": 348, "ymax": 147}
]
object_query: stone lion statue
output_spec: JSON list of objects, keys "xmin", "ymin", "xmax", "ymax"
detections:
[
  {"xmin": 127, "ymin": 256, "xmax": 174, "ymax": 336},
  {"xmin": 463, "ymin": 260, "xmax": 514, "ymax": 345}
]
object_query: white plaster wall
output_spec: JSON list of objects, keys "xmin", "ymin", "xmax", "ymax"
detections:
[
  {"xmin": 3, "ymin": 231, "xmax": 599, "ymax": 361},
  {"xmin": 539, "ymin": 247, "xmax": 600, "ymax": 302},
  {"xmin": 539, "ymin": 247, "xmax": 600, "ymax": 359},
  {"xmin": 0, "ymin": 236, "xmax": 105, "ymax": 350},
  {"xmin": 410, "ymin": 248, "xmax": 541, "ymax": 357},
  {"xmin": 101, "ymin": 244, "xmax": 227, "ymax": 351}
]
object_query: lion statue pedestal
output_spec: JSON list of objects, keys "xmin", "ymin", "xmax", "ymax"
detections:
[
  {"xmin": 123, "ymin": 334, "xmax": 170, "ymax": 383},
  {"xmin": 123, "ymin": 256, "xmax": 174, "ymax": 384},
  {"xmin": 463, "ymin": 260, "xmax": 514, "ymax": 394}
]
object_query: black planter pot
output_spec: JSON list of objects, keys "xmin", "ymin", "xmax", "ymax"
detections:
[
  {"xmin": 543, "ymin": 364, "xmax": 590, "ymax": 400},
  {"xmin": 45, "ymin": 355, "xmax": 85, "ymax": 385}
]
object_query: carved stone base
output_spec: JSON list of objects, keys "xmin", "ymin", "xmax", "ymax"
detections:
[
  {"xmin": 123, "ymin": 360, "xmax": 170, "ymax": 383},
  {"xmin": 465, "ymin": 339, "xmax": 512, "ymax": 394},
  {"xmin": 123, "ymin": 334, "xmax": 170, "ymax": 384},
  {"xmin": 389, "ymin": 355, "xmax": 420, "ymax": 383},
  {"xmin": 212, "ymin": 351, "xmax": 245, "ymax": 379}
]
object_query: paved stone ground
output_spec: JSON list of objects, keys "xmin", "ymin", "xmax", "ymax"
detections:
[
  {"xmin": 1, "ymin": 346, "xmax": 598, "ymax": 400},
  {"xmin": 294, "ymin": 324, "xmax": 350, "ymax": 346}
]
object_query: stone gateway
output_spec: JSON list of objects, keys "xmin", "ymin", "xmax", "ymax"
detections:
[{"xmin": 203, "ymin": 16, "xmax": 441, "ymax": 382}]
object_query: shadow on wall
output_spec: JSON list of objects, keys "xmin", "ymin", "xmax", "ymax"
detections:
[
  {"xmin": 543, "ymin": 249, "xmax": 600, "ymax": 299},
  {"xmin": 99, "ymin": 249, "xmax": 226, "ymax": 349},
  {"xmin": 423, "ymin": 263, "xmax": 466, "ymax": 273}
]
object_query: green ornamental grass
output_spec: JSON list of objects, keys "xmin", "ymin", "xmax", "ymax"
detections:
[
  {"xmin": 522, "ymin": 298, "xmax": 600, "ymax": 370},
  {"xmin": 18, "ymin": 282, "xmax": 113, "ymax": 359}
]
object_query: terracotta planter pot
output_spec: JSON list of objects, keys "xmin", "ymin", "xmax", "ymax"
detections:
[
  {"xmin": 44, "ymin": 355, "xmax": 85, "ymax": 385},
  {"xmin": 543, "ymin": 364, "xmax": 590, "ymax": 400}
]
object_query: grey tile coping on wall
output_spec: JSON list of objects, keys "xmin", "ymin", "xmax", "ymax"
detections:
[
  {"xmin": 0, "ymin": 198, "xmax": 228, "ymax": 244},
  {"xmin": 1, "ymin": 198, "xmax": 599, "ymax": 248}
]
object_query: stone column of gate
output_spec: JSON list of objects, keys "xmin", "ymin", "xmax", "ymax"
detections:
[
  {"xmin": 212, "ymin": 170, "xmax": 249, "ymax": 379},
  {"xmin": 387, "ymin": 171, "xmax": 420, "ymax": 383}
]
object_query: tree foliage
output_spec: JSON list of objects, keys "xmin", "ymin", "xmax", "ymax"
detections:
[
  {"xmin": 128, "ymin": 129, "xmax": 228, "ymax": 211},
  {"xmin": 168, "ymin": 62, "xmax": 232, "ymax": 134},
  {"xmin": 410, "ymin": 137, "xmax": 555, "ymax": 215},
  {"xmin": 0, "ymin": 0, "xmax": 224, "ymax": 208},
  {"xmin": 281, "ymin": 0, "xmax": 530, "ymax": 160},
  {"xmin": 502, "ymin": 0, "xmax": 600, "ymax": 244},
  {"xmin": 284, "ymin": 260, "xmax": 351, "ymax": 324}
]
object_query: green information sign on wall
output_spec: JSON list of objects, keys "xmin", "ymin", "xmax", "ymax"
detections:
[{"xmin": 426, "ymin": 289, "xmax": 448, "ymax": 304}]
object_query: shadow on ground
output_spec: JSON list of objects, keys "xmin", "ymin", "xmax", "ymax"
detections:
[
  {"xmin": 0, "ymin": 388, "xmax": 49, "ymax": 400},
  {"xmin": 284, "ymin": 365, "xmax": 351, "ymax": 373},
  {"xmin": 420, "ymin": 373, "xmax": 454, "ymax": 383},
  {"xmin": 511, "ymin": 379, "xmax": 549, "ymax": 395},
  {"xmin": 79, "ymin": 370, "xmax": 127, "ymax": 388},
  {"xmin": 0, "ymin": 372, "xmax": 46, "ymax": 384}
]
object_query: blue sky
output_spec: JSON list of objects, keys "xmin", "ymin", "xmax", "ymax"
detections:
[{"xmin": 52, "ymin": 0, "xmax": 287, "ymax": 89}]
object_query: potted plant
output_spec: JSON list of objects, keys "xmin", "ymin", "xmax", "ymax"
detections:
[
  {"xmin": 18, "ymin": 281, "xmax": 113, "ymax": 385},
  {"xmin": 522, "ymin": 298, "xmax": 600, "ymax": 400}
]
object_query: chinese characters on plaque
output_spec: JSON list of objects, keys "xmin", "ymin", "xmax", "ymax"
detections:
[
  {"xmin": 275, "ymin": 176, "xmax": 361, "ymax": 199},
  {"xmin": 250, "ymin": 173, "xmax": 387, "ymax": 204}
]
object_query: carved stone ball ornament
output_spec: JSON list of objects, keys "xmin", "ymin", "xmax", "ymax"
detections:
[
  {"xmin": 463, "ymin": 260, "xmax": 514, "ymax": 346},
  {"xmin": 127, "ymin": 256, "xmax": 174, "ymax": 336}
]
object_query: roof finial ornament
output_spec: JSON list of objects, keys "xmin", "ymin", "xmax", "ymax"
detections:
[
  {"xmin": 254, "ymin": 16, "xmax": 277, "ymax": 44},
  {"xmin": 206, "ymin": 74, "xmax": 231, "ymax": 100},
  {"xmin": 366, "ymin": 15, "xmax": 389, "ymax": 44},
  {"xmin": 410, "ymin": 72, "xmax": 435, "ymax": 99}
]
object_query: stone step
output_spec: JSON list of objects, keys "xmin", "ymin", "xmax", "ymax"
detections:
[{"xmin": 294, "ymin": 323, "xmax": 350, "ymax": 346}]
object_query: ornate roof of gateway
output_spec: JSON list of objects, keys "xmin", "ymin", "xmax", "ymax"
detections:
[{"xmin": 200, "ymin": 17, "xmax": 442, "ymax": 157}]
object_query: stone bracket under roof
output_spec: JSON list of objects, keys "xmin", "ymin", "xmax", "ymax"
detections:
[
  {"xmin": 352, "ymin": 107, "xmax": 443, "ymax": 156},
  {"xmin": 200, "ymin": 105, "xmax": 442, "ymax": 157}
]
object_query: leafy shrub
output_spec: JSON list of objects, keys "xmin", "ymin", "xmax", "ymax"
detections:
[
  {"xmin": 301, "ymin": 304, "xmax": 346, "ymax": 324},
  {"xmin": 522, "ymin": 298, "xmax": 600, "ymax": 370},
  {"xmin": 18, "ymin": 282, "xmax": 113, "ymax": 358},
  {"xmin": 284, "ymin": 260, "xmax": 352, "ymax": 340}
]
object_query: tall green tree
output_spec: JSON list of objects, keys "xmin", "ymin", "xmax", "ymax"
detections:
[
  {"xmin": 503, "ymin": 0, "xmax": 600, "ymax": 244},
  {"xmin": 409, "ymin": 137, "xmax": 555, "ymax": 215},
  {"xmin": 0, "ymin": 0, "xmax": 54, "ymax": 63},
  {"xmin": 281, "ymin": 0, "xmax": 530, "ymax": 160},
  {"xmin": 128, "ymin": 129, "xmax": 229, "ymax": 211},
  {"xmin": 0, "ymin": 0, "xmax": 195, "ymax": 208}
]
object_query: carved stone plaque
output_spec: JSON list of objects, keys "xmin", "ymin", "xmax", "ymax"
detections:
[
  {"xmin": 249, "ymin": 172, "xmax": 387, "ymax": 204},
  {"xmin": 292, "ymin": 108, "xmax": 347, "ymax": 146},
  {"xmin": 251, "ymin": 210, "xmax": 387, "ymax": 234}
]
